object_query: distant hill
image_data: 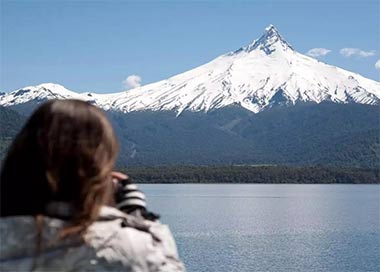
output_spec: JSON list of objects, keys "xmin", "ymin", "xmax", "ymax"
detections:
[
  {"xmin": 0, "ymin": 103, "xmax": 378, "ymax": 169},
  {"xmin": 110, "ymin": 102, "xmax": 379, "ymax": 168}
]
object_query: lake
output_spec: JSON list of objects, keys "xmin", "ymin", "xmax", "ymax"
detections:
[{"xmin": 140, "ymin": 184, "xmax": 380, "ymax": 272}]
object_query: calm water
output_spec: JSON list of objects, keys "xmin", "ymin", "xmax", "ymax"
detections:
[{"xmin": 140, "ymin": 184, "xmax": 380, "ymax": 272}]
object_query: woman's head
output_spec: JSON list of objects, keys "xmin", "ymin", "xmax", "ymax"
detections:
[{"xmin": 0, "ymin": 100, "xmax": 119, "ymax": 229}]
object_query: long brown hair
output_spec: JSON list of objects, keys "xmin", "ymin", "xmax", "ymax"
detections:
[{"xmin": 0, "ymin": 99, "xmax": 119, "ymax": 236}]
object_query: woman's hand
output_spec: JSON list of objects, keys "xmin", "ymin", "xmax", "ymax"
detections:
[{"xmin": 111, "ymin": 171, "xmax": 128, "ymax": 187}]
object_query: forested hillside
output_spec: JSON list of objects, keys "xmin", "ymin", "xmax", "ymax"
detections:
[
  {"xmin": 2, "ymin": 102, "xmax": 379, "ymax": 169},
  {"xmin": 110, "ymin": 103, "xmax": 380, "ymax": 168},
  {"xmin": 0, "ymin": 107, "xmax": 26, "ymax": 161}
]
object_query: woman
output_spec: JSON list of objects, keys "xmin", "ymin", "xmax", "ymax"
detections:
[{"xmin": 0, "ymin": 99, "xmax": 185, "ymax": 271}]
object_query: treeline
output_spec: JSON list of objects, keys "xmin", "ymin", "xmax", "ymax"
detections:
[{"xmin": 122, "ymin": 165, "xmax": 380, "ymax": 184}]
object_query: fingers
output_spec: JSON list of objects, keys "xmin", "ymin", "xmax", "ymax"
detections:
[
  {"xmin": 111, "ymin": 171, "xmax": 129, "ymax": 188},
  {"xmin": 111, "ymin": 171, "xmax": 128, "ymax": 181}
]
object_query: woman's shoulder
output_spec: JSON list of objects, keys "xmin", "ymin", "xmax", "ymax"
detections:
[
  {"xmin": 85, "ymin": 206, "xmax": 185, "ymax": 271},
  {"xmin": 0, "ymin": 206, "xmax": 185, "ymax": 271}
]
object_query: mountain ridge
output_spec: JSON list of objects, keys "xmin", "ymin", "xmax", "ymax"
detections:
[{"xmin": 1, "ymin": 25, "xmax": 379, "ymax": 115}]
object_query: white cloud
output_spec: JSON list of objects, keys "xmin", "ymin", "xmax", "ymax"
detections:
[
  {"xmin": 340, "ymin": 48, "xmax": 376, "ymax": 58},
  {"xmin": 306, "ymin": 48, "xmax": 331, "ymax": 57},
  {"xmin": 122, "ymin": 75, "xmax": 142, "ymax": 89},
  {"xmin": 375, "ymin": 60, "xmax": 380, "ymax": 69}
]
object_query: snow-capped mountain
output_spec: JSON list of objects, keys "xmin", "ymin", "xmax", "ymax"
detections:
[
  {"xmin": 0, "ymin": 83, "xmax": 116, "ymax": 110},
  {"xmin": 1, "ymin": 25, "xmax": 379, "ymax": 115}
]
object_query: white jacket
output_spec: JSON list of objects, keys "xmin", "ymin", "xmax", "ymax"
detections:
[{"xmin": 0, "ymin": 206, "xmax": 185, "ymax": 271}]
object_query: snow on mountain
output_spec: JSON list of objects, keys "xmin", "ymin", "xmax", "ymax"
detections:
[
  {"xmin": 1, "ymin": 25, "xmax": 379, "ymax": 115},
  {"xmin": 0, "ymin": 83, "xmax": 79, "ymax": 106},
  {"xmin": 0, "ymin": 83, "xmax": 117, "ymax": 110}
]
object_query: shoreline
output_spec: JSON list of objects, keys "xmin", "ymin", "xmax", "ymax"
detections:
[{"xmin": 122, "ymin": 165, "xmax": 379, "ymax": 184}]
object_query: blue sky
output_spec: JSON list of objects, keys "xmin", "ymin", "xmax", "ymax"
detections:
[{"xmin": 1, "ymin": 0, "xmax": 379, "ymax": 93}]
